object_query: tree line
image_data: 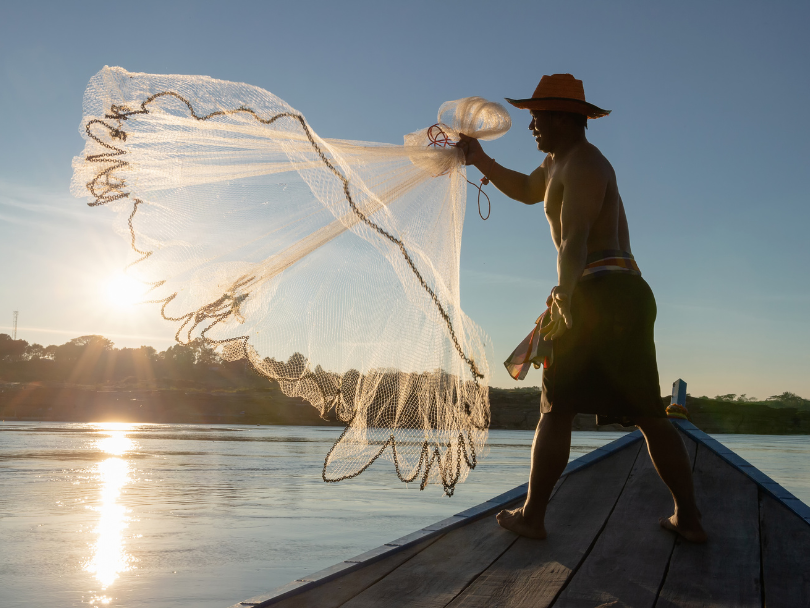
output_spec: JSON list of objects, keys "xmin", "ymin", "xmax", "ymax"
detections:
[
  {"xmin": 1, "ymin": 332, "xmax": 807, "ymax": 409},
  {"xmin": 0, "ymin": 333, "xmax": 261, "ymax": 388}
]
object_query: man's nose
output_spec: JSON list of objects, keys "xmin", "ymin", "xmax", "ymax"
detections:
[{"xmin": 528, "ymin": 118, "xmax": 535, "ymax": 131}]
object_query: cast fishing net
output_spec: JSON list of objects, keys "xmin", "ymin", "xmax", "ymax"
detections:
[{"xmin": 71, "ymin": 66, "xmax": 511, "ymax": 495}]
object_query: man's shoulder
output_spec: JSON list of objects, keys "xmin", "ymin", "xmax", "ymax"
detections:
[{"xmin": 562, "ymin": 143, "xmax": 614, "ymax": 180}]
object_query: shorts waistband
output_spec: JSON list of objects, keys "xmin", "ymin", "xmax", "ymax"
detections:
[{"xmin": 581, "ymin": 250, "xmax": 641, "ymax": 279}]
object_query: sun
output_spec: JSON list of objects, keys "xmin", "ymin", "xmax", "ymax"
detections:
[{"xmin": 106, "ymin": 273, "xmax": 146, "ymax": 308}]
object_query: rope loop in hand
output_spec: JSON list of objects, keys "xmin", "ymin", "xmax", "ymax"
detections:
[
  {"xmin": 426, "ymin": 123, "xmax": 491, "ymax": 221},
  {"xmin": 427, "ymin": 124, "xmax": 452, "ymax": 148}
]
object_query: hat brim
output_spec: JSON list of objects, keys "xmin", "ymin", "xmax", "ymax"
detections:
[{"xmin": 505, "ymin": 96, "xmax": 611, "ymax": 119}]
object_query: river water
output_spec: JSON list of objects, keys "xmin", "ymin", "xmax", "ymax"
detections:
[{"xmin": 0, "ymin": 422, "xmax": 807, "ymax": 608}]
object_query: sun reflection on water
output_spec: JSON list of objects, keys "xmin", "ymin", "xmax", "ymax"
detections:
[{"xmin": 84, "ymin": 423, "xmax": 137, "ymax": 592}]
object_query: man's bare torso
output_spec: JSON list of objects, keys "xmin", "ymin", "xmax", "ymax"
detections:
[{"xmin": 537, "ymin": 142, "xmax": 631, "ymax": 255}]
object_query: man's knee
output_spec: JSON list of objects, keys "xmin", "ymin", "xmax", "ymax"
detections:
[
  {"xmin": 636, "ymin": 417, "xmax": 681, "ymax": 445},
  {"xmin": 539, "ymin": 410, "xmax": 576, "ymax": 428},
  {"xmin": 635, "ymin": 416, "xmax": 673, "ymax": 432}
]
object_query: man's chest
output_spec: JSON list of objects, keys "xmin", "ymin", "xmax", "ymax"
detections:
[{"xmin": 543, "ymin": 174, "xmax": 565, "ymax": 224}]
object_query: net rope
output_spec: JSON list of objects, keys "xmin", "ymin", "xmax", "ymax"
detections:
[{"xmin": 72, "ymin": 67, "xmax": 511, "ymax": 495}]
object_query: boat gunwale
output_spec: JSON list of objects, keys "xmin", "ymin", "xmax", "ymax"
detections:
[
  {"xmin": 231, "ymin": 422, "xmax": 810, "ymax": 608},
  {"xmin": 672, "ymin": 419, "xmax": 810, "ymax": 526}
]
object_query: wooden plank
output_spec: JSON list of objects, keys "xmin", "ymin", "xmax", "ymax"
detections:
[
  {"xmin": 447, "ymin": 441, "xmax": 642, "ymax": 608},
  {"xmin": 681, "ymin": 431, "xmax": 698, "ymax": 466},
  {"xmin": 656, "ymin": 444, "xmax": 761, "ymax": 608},
  {"xmin": 259, "ymin": 536, "xmax": 441, "ymax": 608},
  {"xmin": 339, "ymin": 508, "xmax": 521, "ymax": 608},
  {"xmin": 551, "ymin": 429, "xmax": 699, "ymax": 607},
  {"xmin": 760, "ymin": 492, "xmax": 810, "ymax": 608},
  {"xmin": 336, "ymin": 475, "xmax": 572, "ymax": 608}
]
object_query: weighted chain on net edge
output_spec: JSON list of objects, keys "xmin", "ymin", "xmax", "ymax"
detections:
[{"xmin": 427, "ymin": 124, "xmax": 491, "ymax": 221}]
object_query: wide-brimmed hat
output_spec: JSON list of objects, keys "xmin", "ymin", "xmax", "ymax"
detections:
[{"xmin": 505, "ymin": 74, "xmax": 610, "ymax": 119}]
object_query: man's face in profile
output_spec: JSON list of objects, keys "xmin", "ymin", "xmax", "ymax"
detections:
[{"xmin": 529, "ymin": 111, "xmax": 553, "ymax": 152}]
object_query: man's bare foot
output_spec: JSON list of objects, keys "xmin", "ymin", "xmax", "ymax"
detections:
[
  {"xmin": 659, "ymin": 514, "xmax": 708, "ymax": 543},
  {"xmin": 496, "ymin": 508, "xmax": 547, "ymax": 539}
]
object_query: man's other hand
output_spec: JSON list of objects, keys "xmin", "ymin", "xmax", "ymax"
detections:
[
  {"xmin": 456, "ymin": 133, "xmax": 487, "ymax": 168},
  {"xmin": 540, "ymin": 288, "xmax": 573, "ymax": 341}
]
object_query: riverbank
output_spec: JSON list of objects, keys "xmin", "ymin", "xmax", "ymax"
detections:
[
  {"xmin": 2, "ymin": 381, "xmax": 808, "ymax": 433},
  {"xmin": 488, "ymin": 387, "xmax": 810, "ymax": 433}
]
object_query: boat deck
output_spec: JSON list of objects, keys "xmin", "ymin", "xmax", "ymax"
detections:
[{"xmin": 231, "ymin": 421, "xmax": 810, "ymax": 608}]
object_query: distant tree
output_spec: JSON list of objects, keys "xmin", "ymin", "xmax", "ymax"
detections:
[
  {"xmin": 714, "ymin": 394, "xmax": 737, "ymax": 402},
  {"xmin": 137, "ymin": 345, "xmax": 158, "ymax": 361},
  {"xmin": 54, "ymin": 335, "xmax": 114, "ymax": 363},
  {"xmin": 161, "ymin": 343, "xmax": 196, "ymax": 368},
  {"xmin": 766, "ymin": 391, "xmax": 806, "ymax": 405},
  {"xmin": 188, "ymin": 338, "xmax": 221, "ymax": 366},
  {"xmin": 24, "ymin": 343, "xmax": 47, "ymax": 360},
  {"xmin": 735, "ymin": 394, "xmax": 758, "ymax": 403},
  {"xmin": 0, "ymin": 334, "xmax": 28, "ymax": 361}
]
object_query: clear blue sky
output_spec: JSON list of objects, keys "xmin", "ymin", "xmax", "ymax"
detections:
[{"xmin": 1, "ymin": 0, "xmax": 808, "ymax": 399}]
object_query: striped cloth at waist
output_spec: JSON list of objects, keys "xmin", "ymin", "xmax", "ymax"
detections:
[{"xmin": 581, "ymin": 250, "xmax": 641, "ymax": 279}]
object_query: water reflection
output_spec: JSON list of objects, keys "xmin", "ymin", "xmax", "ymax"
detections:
[{"xmin": 84, "ymin": 423, "xmax": 136, "ymax": 595}]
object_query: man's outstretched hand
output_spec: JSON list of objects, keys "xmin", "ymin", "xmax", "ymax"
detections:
[
  {"xmin": 540, "ymin": 288, "xmax": 573, "ymax": 341},
  {"xmin": 456, "ymin": 133, "xmax": 488, "ymax": 168}
]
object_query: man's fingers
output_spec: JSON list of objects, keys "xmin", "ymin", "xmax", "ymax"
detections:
[
  {"xmin": 547, "ymin": 323, "xmax": 568, "ymax": 340},
  {"xmin": 544, "ymin": 289, "xmax": 573, "ymax": 338},
  {"xmin": 540, "ymin": 315, "xmax": 570, "ymax": 341},
  {"xmin": 541, "ymin": 319, "xmax": 562, "ymax": 340}
]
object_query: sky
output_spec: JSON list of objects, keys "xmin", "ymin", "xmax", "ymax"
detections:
[{"xmin": 1, "ymin": 0, "xmax": 808, "ymax": 399}]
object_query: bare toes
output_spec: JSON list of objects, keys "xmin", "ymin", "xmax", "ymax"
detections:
[
  {"xmin": 496, "ymin": 508, "xmax": 520, "ymax": 523},
  {"xmin": 659, "ymin": 516, "xmax": 677, "ymax": 533},
  {"xmin": 496, "ymin": 509, "xmax": 547, "ymax": 540}
]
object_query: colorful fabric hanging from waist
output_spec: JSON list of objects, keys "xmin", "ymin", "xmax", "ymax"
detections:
[
  {"xmin": 504, "ymin": 308, "xmax": 553, "ymax": 381},
  {"xmin": 504, "ymin": 251, "xmax": 642, "ymax": 381}
]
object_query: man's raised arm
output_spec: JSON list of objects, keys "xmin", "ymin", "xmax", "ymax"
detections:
[{"xmin": 456, "ymin": 134, "xmax": 546, "ymax": 205}]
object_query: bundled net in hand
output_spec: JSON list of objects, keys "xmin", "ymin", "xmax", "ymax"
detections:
[{"xmin": 71, "ymin": 66, "xmax": 511, "ymax": 495}]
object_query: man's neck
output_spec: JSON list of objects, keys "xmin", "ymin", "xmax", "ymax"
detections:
[{"xmin": 548, "ymin": 131, "xmax": 587, "ymax": 161}]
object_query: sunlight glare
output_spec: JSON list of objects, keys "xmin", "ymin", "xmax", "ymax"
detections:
[
  {"xmin": 85, "ymin": 424, "xmax": 136, "ymax": 589},
  {"xmin": 95, "ymin": 423, "xmax": 136, "ymax": 456},
  {"xmin": 106, "ymin": 273, "xmax": 146, "ymax": 308}
]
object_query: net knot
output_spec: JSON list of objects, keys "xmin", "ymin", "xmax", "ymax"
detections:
[{"xmin": 107, "ymin": 104, "xmax": 133, "ymax": 120}]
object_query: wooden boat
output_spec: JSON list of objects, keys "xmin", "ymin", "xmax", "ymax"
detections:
[{"xmin": 230, "ymin": 419, "xmax": 810, "ymax": 607}]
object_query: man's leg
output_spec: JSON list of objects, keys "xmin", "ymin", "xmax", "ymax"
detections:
[
  {"xmin": 635, "ymin": 417, "xmax": 707, "ymax": 543},
  {"xmin": 497, "ymin": 411, "xmax": 575, "ymax": 539}
]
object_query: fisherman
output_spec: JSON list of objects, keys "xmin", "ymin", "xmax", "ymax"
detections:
[{"xmin": 457, "ymin": 74, "xmax": 707, "ymax": 543}]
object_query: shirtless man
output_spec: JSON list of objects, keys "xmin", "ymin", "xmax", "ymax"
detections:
[{"xmin": 457, "ymin": 74, "xmax": 707, "ymax": 543}]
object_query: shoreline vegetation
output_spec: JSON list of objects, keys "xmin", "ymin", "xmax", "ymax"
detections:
[{"xmin": 2, "ymin": 334, "xmax": 808, "ymax": 433}]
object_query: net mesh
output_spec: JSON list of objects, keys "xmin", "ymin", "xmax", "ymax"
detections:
[{"xmin": 71, "ymin": 66, "xmax": 511, "ymax": 495}]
